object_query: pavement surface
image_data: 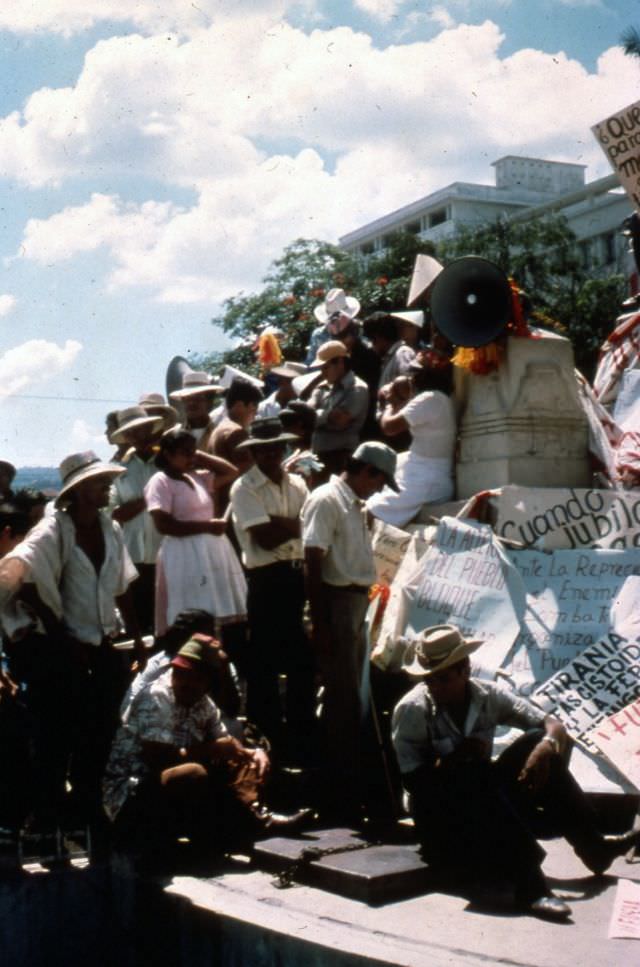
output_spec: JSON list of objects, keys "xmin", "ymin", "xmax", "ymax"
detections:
[{"xmin": 166, "ymin": 838, "xmax": 640, "ymax": 967}]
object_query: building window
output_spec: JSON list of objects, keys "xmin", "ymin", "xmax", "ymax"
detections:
[
  {"xmin": 428, "ymin": 208, "xmax": 447, "ymax": 228},
  {"xmin": 405, "ymin": 220, "xmax": 421, "ymax": 235},
  {"xmin": 579, "ymin": 240, "xmax": 591, "ymax": 270},
  {"xmin": 360, "ymin": 242, "xmax": 374, "ymax": 256}
]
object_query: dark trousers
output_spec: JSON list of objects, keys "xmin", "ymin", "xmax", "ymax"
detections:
[
  {"xmin": 245, "ymin": 561, "xmax": 315, "ymax": 758},
  {"xmin": 130, "ymin": 563, "xmax": 155, "ymax": 636},
  {"xmin": 408, "ymin": 729, "xmax": 607, "ymax": 901},
  {"xmin": 7, "ymin": 632, "xmax": 128, "ymax": 828}
]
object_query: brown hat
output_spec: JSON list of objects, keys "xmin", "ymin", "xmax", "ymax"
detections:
[
  {"xmin": 138, "ymin": 392, "xmax": 179, "ymax": 432},
  {"xmin": 402, "ymin": 624, "xmax": 483, "ymax": 677},
  {"xmin": 310, "ymin": 340, "xmax": 350, "ymax": 369}
]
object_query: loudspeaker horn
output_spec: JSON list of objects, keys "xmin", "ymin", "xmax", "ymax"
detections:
[
  {"xmin": 165, "ymin": 355, "xmax": 194, "ymax": 401},
  {"xmin": 430, "ymin": 257, "xmax": 512, "ymax": 348}
]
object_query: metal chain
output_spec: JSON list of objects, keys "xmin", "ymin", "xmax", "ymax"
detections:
[{"xmin": 272, "ymin": 839, "xmax": 377, "ymax": 889}]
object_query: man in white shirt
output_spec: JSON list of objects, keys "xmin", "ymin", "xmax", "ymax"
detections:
[
  {"xmin": 231, "ymin": 419, "xmax": 315, "ymax": 763},
  {"xmin": 302, "ymin": 442, "xmax": 397, "ymax": 817},
  {"xmin": 2, "ymin": 451, "xmax": 143, "ymax": 834},
  {"xmin": 111, "ymin": 405, "xmax": 164, "ymax": 632}
]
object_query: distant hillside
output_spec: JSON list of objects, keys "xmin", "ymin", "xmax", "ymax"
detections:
[{"xmin": 14, "ymin": 467, "xmax": 59, "ymax": 494}]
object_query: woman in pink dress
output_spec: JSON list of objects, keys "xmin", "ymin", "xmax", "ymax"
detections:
[{"xmin": 145, "ymin": 429, "xmax": 247, "ymax": 635}]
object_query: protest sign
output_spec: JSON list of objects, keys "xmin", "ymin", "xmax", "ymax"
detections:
[
  {"xmin": 592, "ymin": 99, "xmax": 640, "ymax": 210},
  {"xmin": 400, "ymin": 517, "xmax": 521, "ymax": 671},
  {"xmin": 371, "ymin": 530, "xmax": 431, "ymax": 670},
  {"xmin": 531, "ymin": 629, "xmax": 640, "ymax": 739},
  {"xmin": 371, "ymin": 520, "xmax": 411, "ymax": 587},
  {"xmin": 495, "ymin": 485, "xmax": 640, "ymax": 550},
  {"xmin": 613, "ymin": 370, "xmax": 640, "ymax": 433},
  {"xmin": 608, "ymin": 879, "xmax": 640, "ymax": 940},
  {"xmin": 503, "ymin": 550, "xmax": 640, "ymax": 695},
  {"xmin": 587, "ymin": 697, "xmax": 640, "ymax": 790}
]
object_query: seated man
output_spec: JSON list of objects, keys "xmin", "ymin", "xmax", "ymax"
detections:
[
  {"xmin": 104, "ymin": 635, "xmax": 306, "ymax": 867},
  {"xmin": 392, "ymin": 624, "xmax": 640, "ymax": 921}
]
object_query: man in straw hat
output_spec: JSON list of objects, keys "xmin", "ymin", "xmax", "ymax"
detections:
[
  {"xmin": 0, "ymin": 451, "xmax": 144, "ymax": 839},
  {"xmin": 110, "ymin": 405, "xmax": 166, "ymax": 633},
  {"xmin": 302, "ymin": 441, "xmax": 398, "ymax": 819},
  {"xmin": 392, "ymin": 624, "xmax": 640, "ymax": 921},
  {"xmin": 230, "ymin": 418, "xmax": 315, "ymax": 761},
  {"xmin": 169, "ymin": 370, "xmax": 225, "ymax": 453},
  {"xmin": 307, "ymin": 340, "xmax": 369, "ymax": 477}
]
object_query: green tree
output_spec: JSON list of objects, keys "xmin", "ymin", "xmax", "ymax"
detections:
[
  {"xmin": 196, "ymin": 218, "xmax": 623, "ymax": 382},
  {"xmin": 197, "ymin": 233, "xmax": 436, "ymax": 375},
  {"xmin": 621, "ymin": 26, "xmax": 640, "ymax": 60}
]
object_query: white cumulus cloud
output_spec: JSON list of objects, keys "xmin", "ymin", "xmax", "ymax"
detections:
[
  {"xmin": 3, "ymin": 19, "xmax": 637, "ymax": 305},
  {"xmin": 352, "ymin": 0, "xmax": 404, "ymax": 22},
  {"xmin": 0, "ymin": 339, "xmax": 82, "ymax": 399},
  {"xmin": 0, "ymin": 295, "xmax": 17, "ymax": 317}
]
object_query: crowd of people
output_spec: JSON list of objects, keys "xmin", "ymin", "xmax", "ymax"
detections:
[{"xmin": 0, "ymin": 286, "xmax": 637, "ymax": 920}]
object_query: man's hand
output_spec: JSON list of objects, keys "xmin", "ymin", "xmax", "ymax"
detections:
[
  {"xmin": 326, "ymin": 407, "xmax": 353, "ymax": 430},
  {"xmin": 130, "ymin": 637, "xmax": 148, "ymax": 673},
  {"xmin": 0, "ymin": 668, "xmax": 18, "ymax": 702},
  {"xmin": 251, "ymin": 748, "xmax": 270, "ymax": 781},
  {"xmin": 518, "ymin": 740, "xmax": 555, "ymax": 794}
]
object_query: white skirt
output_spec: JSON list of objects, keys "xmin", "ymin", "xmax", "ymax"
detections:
[
  {"xmin": 367, "ymin": 452, "xmax": 454, "ymax": 528},
  {"xmin": 155, "ymin": 532, "xmax": 247, "ymax": 635}
]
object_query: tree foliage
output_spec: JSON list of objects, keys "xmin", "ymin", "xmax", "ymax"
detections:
[{"xmin": 197, "ymin": 216, "xmax": 625, "ymax": 382}]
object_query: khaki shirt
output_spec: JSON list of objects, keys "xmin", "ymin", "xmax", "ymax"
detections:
[
  {"xmin": 230, "ymin": 465, "xmax": 308, "ymax": 569},
  {"xmin": 301, "ymin": 475, "xmax": 376, "ymax": 587}
]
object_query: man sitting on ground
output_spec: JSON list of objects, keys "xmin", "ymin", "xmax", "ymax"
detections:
[
  {"xmin": 391, "ymin": 624, "xmax": 640, "ymax": 921},
  {"xmin": 104, "ymin": 635, "xmax": 307, "ymax": 868}
]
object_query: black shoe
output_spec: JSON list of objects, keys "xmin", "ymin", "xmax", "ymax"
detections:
[
  {"xmin": 581, "ymin": 829, "xmax": 640, "ymax": 876},
  {"xmin": 528, "ymin": 894, "xmax": 572, "ymax": 921},
  {"xmin": 260, "ymin": 808, "xmax": 314, "ymax": 837}
]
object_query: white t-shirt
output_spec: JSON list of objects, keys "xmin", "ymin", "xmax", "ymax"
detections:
[{"xmin": 400, "ymin": 390, "xmax": 456, "ymax": 461}]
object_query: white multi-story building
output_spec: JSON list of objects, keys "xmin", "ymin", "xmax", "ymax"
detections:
[{"xmin": 339, "ymin": 157, "xmax": 632, "ymax": 276}]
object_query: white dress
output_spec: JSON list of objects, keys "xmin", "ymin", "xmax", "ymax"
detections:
[
  {"xmin": 367, "ymin": 390, "xmax": 456, "ymax": 528},
  {"xmin": 145, "ymin": 470, "xmax": 247, "ymax": 635}
]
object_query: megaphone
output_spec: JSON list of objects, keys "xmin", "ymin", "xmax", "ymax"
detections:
[
  {"xmin": 165, "ymin": 355, "xmax": 194, "ymax": 400},
  {"xmin": 430, "ymin": 257, "xmax": 512, "ymax": 348}
]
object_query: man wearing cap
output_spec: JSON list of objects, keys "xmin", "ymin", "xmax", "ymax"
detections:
[
  {"xmin": 110, "ymin": 406, "xmax": 165, "ymax": 633},
  {"xmin": 257, "ymin": 361, "xmax": 307, "ymax": 419},
  {"xmin": 302, "ymin": 441, "xmax": 398, "ymax": 818},
  {"xmin": 392, "ymin": 624, "xmax": 640, "ymax": 920},
  {"xmin": 0, "ymin": 451, "xmax": 144, "ymax": 835},
  {"xmin": 230, "ymin": 418, "xmax": 315, "ymax": 761},
  {"xmin": 307, "ymin": 340, "xmax": 369, "ymax": 478}
]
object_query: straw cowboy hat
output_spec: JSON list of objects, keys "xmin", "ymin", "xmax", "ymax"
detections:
[
  {"xmin": 169, "ymin": 371, "xmax": 224, "ymax": 401},
  {"xmin": 270, "ymin": 361, "xmax": 308, "ymax": 380},
  {"xmin": 235, "ymin": 418, "xmax": 298, "ymax": 451},
  {"xmin": 138, "ymin": 392, "xmax": 178, "ymax": 432},
  {"xmin": 402, "ymin": 624, "xmax": 483, "ymax": 677},
  {"xmin": 55, "ymin": 451, "xmax": 124, "ymax": 506},
  {"xmin": 310, "ymin": 340, "xmax": 350, "ymax": 369},
  {"xmin": 314, "ymin": 288, "xmax": 361, "ymax": 324},
  {"xmin": 110, "ymin": 406, "xmax": 165, "ymax": 445}
]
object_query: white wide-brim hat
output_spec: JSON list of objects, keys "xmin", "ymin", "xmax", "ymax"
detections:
[
  {"xmin": 402, "ymin": 624, "xmax": 483, "ymax": 677},
  {"xmin": 314, "ymin": 287, "xmax": 361, "ymax": 324},
  {"xmin": 55, "ymin": 451, "xmax": 125, "ymax": 506},
  {"xmin": 170, "ymin": 371, "xmax": 225, "ymax": 400},
  {"xmin": 111, "ymin": 406, "xmax": 164, "ymax": 444}
]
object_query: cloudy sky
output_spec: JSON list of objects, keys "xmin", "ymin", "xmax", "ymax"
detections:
[{"xmin": 0, "ymin": 0, "xmax": 638, "ymax": 468}]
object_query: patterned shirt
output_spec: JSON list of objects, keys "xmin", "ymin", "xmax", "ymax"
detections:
[
  {"xmin": 391, "ymin": 678, "xmax": 544, "ymax": 776},
  {"xmin": 103, "ymin": 668, "xmax": 227, "ymax": 818}
]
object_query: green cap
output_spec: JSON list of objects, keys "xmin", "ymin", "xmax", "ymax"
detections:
[{"xmin": 352, "ymin": 441, "xmax": 399, "ymax": 492}]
